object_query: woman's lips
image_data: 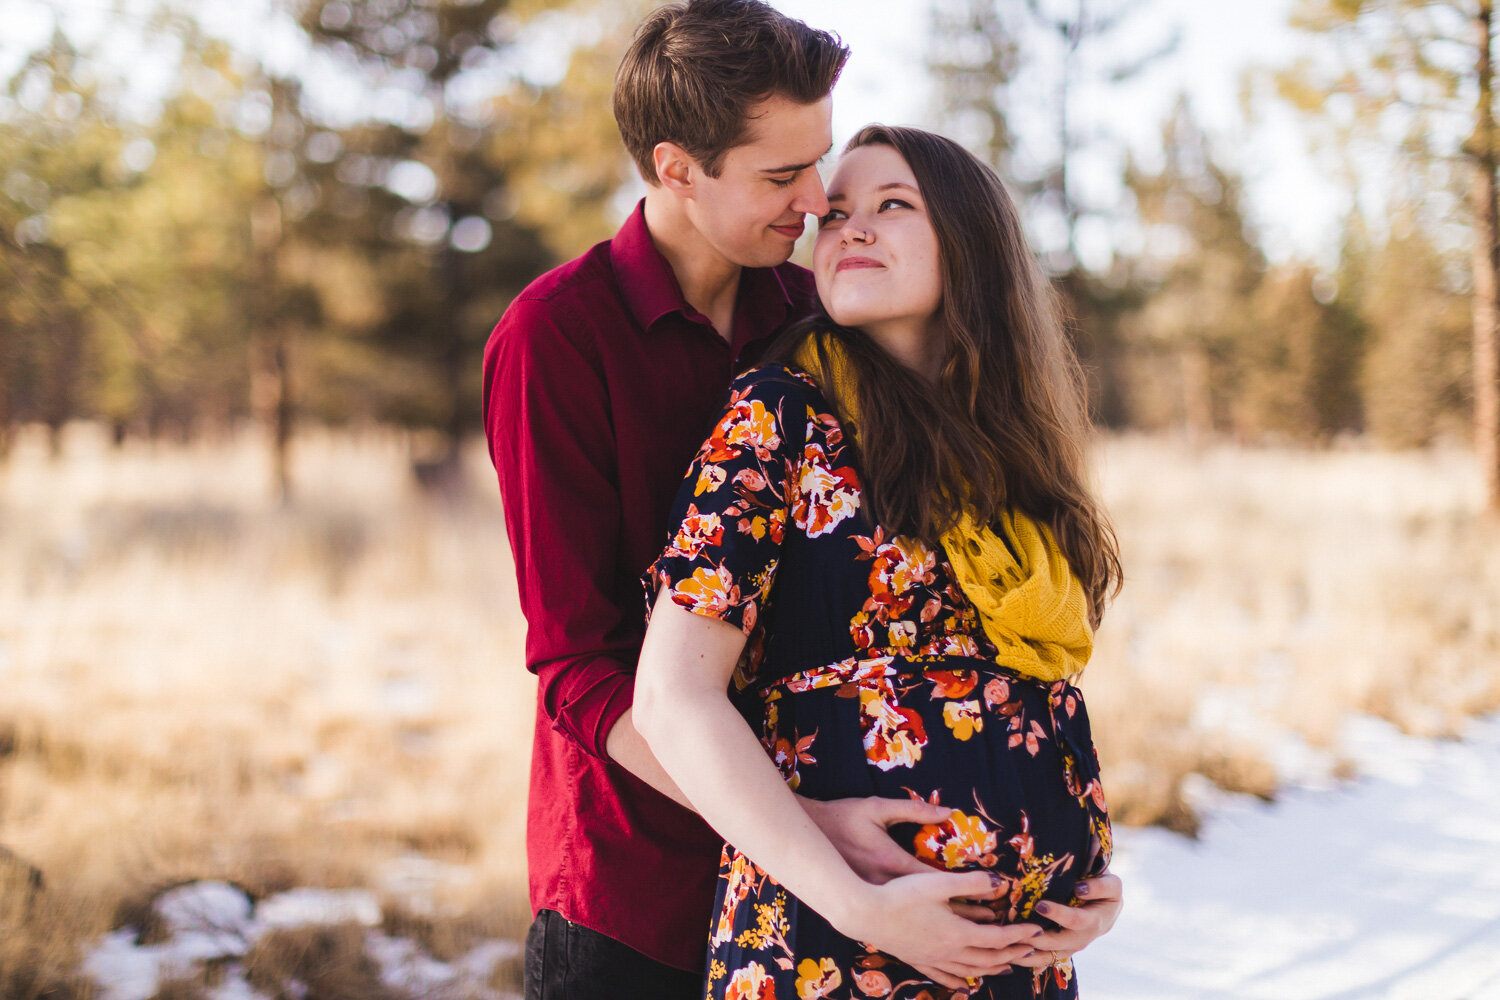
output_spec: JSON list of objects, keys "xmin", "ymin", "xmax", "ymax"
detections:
[
  {"xmin": 770, "ymin": 220, "xmax": 805, "ymax": 239},
  {"xmin": 835, "ymin": 256, "xmax": 883, "ymax": 272}
]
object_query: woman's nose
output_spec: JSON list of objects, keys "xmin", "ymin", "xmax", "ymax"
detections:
[{"xmin": 841, "ymin": 218, "xmax": 873, "ymax": 244}]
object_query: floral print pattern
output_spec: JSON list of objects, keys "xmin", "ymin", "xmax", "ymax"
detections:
[{"xmin": 645, "ymin": 365, "xmax": 1111, "ymax": 1000}]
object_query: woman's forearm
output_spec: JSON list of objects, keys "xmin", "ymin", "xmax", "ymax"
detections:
[{"xmin": 634, "ymin": 598, "xmax": 873, "ymax": 930}]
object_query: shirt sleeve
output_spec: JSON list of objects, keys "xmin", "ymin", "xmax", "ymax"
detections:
[
  {"xmin": 483, "ymin": 296, "xmax": 634, "ymax": 761},
  {"xmin": 644, "ymin": 366, "xmax": 812, "ymax": 635}
]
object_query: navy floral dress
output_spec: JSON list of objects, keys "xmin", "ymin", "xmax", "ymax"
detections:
[{"xmin": 645, "ymin": 363, "xmax": 1112, "ymax": 1000}]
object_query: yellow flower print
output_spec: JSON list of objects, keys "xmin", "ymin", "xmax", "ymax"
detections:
[
  {"xmin": 795, "ymin": 957, "xmax": 841, "ymax": 999},
  {"xmin": 913, "ymin": 809, "xmax": 999, "ymax": 870},
  {"xmin": 724, "ymin": 400, "xmax": 782, "ymax": 454},
  {"xmin": 695, "ymin": 463, "xmax": 727, "ymax": 495},
  {"xmin": 673, "ymin": 564, "xmax": 735, "ymax": 617},
  {"xmin": 943, "ymin": 699, "xmax": 984, "ymax": 741},
  {"xmin": 887, "ymin": 619, "xmax": 916, "ymax": 649}
]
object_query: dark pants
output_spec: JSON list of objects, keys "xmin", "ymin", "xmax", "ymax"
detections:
[{"xmin": 523, "ymin": 909, "xmax": 702, "ymax": 1000}]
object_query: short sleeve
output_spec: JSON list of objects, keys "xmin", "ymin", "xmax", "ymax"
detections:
[{"xmin": 644, "ymin": 365, "xmax": 814, "ymax": 635}]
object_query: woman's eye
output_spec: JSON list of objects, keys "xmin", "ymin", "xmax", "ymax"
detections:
[
  {"xmin": 818, "ymin": 210, "xmax": 846, "ymax": 228},
  {"xmin": 879, "ymin": 198, "xmax": 913, "ymax": 212}
]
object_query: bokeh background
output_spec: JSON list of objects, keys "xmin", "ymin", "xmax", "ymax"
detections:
[{"xmin": 3, "ymin": 0, "xmax": 1499, "ymax": 997}]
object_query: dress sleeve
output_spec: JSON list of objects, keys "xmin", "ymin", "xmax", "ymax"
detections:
[{"xmin": 644, "ymin": 366, "xmax": 812, "ymax": 635}]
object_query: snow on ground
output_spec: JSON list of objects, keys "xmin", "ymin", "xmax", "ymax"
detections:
[
  {"xmin": 81, "ymin": 715, "xmax": 1500, "ymax": 999},
  {"xmin": 1081, "ymin": 714, "xmax": 1500, "ymax": 1000},
  {"xmin": 83, "ymin": 882, "xmax": 519, "ymax": 1000}
]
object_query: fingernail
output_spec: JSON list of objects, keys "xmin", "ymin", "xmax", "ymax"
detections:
[
  {"xmin": 998, "ymin": 966, "xmax": 1013, "ymax": 975},
  {"xmin": 1035, "ymin": 901, "xmax": 1052, "ymax": 915},
  {"xmin": 988, "ymin": 873, "xmax": 1005, "ymax": 891},
  {"xmin": 1074, "ymin": 881, "xmax": 1091, "ymax": 897}
]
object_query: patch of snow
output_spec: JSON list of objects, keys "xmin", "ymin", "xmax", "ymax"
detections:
[
  {"xmin": 254, "ymin": 887, "xmax": 381, "ymax": 931},
  {"xmin": 1081, "ymin": 713, "xmax": 1500, "ymax": 1000},
  {"xmin": 152, "ymin": 880, "xmax": 254, "ymax": 961},
  {"xmin": 82, "ymin": 929, "xmax": 169, "ymax": 1000},
  {"xmin": 376, "ymin": 853, "xmax": 474, "ymax": 917},
  {"xmin": 205, "ymin": 963, "xmax": 271, "ymax": 1000}
]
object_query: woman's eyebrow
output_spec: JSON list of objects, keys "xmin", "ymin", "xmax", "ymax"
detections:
[{"xmin": 827, "ymin": 181, "xmax": 919, "ymax": 203}]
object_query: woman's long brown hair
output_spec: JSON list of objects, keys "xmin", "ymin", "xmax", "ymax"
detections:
[{"xmin": 764, "ymin": 124, "xmax": 1123, "ymax": 626}]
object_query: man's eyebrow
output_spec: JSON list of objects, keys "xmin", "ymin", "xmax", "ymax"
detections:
[
  {"xmin": 760, "ymin": 144, "xmax": 834, "ymax": 175},
  {"xmin": 826, "ymin": 182, "xmax": 920, "ymax": 202}
]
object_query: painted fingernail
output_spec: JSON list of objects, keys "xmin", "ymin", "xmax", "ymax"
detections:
[
  {"xmin": 1074, "ymin": 881, "xmax": 1091, "ymax": 897},
  {"xmin": 1035, "ymin": 901, "xmax": 1053, "ymax": 915},
  {"xmin": 988, "ymin": 873, "xmax": 1005, "ymax": 890}
]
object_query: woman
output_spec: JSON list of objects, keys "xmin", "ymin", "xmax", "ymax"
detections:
[{"xmin": 635, "ymin": 125, "xmax": 1122, "ymax": 999}]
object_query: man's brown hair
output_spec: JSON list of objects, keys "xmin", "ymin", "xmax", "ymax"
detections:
[{"xmin": 613, "ymin": 0, "xmax": 849, "ymax": 182}]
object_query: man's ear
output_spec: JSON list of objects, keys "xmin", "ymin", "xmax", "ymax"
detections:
[{"xmin": 652, "ymin": 141, "xmax": 696, "ymax": 194}]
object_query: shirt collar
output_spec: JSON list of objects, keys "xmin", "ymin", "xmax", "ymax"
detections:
[{"xmin": 610, "ymin": 199, "xmax": 798, "ymax": 339}]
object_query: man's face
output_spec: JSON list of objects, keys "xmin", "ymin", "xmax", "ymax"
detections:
[{"xmin": 683, "ymin": 94, "xmax": 833, "ymax": 269}]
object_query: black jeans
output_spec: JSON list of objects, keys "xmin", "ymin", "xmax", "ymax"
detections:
[{"xmin": 523, "ymin": 909, "xmax": 702, "ymax": 1000}]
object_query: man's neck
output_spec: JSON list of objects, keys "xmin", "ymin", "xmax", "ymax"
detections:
[{"xmin": 643, "ymin": 190, "xmax": 742, "ymax": 342}]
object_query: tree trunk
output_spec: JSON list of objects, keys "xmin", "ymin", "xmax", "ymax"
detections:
[
  {"xmin": 251, "ymin": 194, "xmax": 293, "ymax": 506},
  {"xmin": 1473, "ymin": 1, "xmax": 1500, "ymax": 514}
]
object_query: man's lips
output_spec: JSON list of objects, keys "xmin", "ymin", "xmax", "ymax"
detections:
[
  {"xmin": 835, "ymin": 256, "xmax": 883, "ymax": 272},
  {"xmin": 770, "ymin": 220, "xmax": 805, "ymax": 239}
]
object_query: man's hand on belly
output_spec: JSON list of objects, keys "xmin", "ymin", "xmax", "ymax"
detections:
[{"xmin": 797, "ymin": 795, "xmax": 963, "ymax": 885}]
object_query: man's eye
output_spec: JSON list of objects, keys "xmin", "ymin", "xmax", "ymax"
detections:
[{"xmin": 770, "ymin": 175, "xmax": 797, "ymax": 188}]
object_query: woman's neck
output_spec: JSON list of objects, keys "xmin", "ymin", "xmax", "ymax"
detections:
[{"xmin": 860, "ymin": 318, "xmax": 944, "ymax": 382}]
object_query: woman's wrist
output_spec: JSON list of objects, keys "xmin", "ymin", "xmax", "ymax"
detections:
[{"xmin": 815, "ymin": 874, "xmax": 881, "ymax": 943}]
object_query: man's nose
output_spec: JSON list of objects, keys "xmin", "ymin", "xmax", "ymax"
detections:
[{"xmin": 791, "ymin": 170, "xmax": 829, "ymax": 218}]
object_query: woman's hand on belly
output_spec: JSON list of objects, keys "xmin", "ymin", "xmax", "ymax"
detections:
[
  {"xmin": 828, "ymin": 869, "xmax": 1044, "ymax": 991},
  {"xmin": 1008, "ymin": 872, "xmax": 1124, "ymax": 970}
]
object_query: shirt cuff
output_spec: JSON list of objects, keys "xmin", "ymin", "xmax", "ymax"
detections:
[{"xmin": 535, "ymin": 654, "xmax": 637, "ymax": 761}]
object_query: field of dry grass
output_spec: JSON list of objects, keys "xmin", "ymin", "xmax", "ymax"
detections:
[{"xmin": 1, "ymin": 424, "xmax": 1497, "ymax": 997}]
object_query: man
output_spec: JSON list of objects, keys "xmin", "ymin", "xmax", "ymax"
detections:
[{"xmin": 484, "ymin": 2, "xmax": 1120, "ymax": 995}]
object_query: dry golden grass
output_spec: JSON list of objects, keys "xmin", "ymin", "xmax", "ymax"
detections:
[
  {"xmin": 0, "ymin": 423, "xmax": 533, "ymax": 997},
  {"xmin": 1087, "ymin": 434, "xmax": 1500, "ymax": 832},
  {"xmin": 1, "ymin": 424, "xmax": 1497, "ymax": 993}
]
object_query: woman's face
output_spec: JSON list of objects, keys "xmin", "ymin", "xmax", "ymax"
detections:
[{"xmin": 813, "ymin": 143, "xmax": 943, "ymax": 350}]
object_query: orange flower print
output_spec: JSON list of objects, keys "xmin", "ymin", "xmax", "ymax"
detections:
[
  {"xmin": 713, "ymin": 851, "xmax": 761, "ymax": 946},
  {"xmin": 702, "ymin": 398, "xmax": 781, "ymax": 463},
  {"xmin": 943, "ymin": 699, "xmax": 984, "ymax": 741},
  {"xmin": 672, "ymin": 564, "xmax": 736, "ymax": 617},
  {"xmin": 792, "ymin": 444, "xmax": 861, "ymax": 537},
  {"xmin": 725, "ymin": 400, "xmax": 782, "ymax": 457},
  {"xmin": 913, "ymin": 810, "xmax": 999, "ymax": 870},
  {"xmin": 882, "ymin": 536, "xmax": 937, "ymax": 598},
  {"xmin": 853, "ymin": 968, "xmax": 892, "ymax": 997},
  {"xmin": 771, "ymin": 729, "xmax": 818, "ymax": 790},
  {"xmin": 695, "ymin": 463, "xmax": 727, "ymax": 496},
  {"xmin": 860, "ymin": 686, "xmax": 928, "ymax": 770},
  {"xmin": 671, "ymin": 508, "xmax": 724, "ymax": 559},
  {"xmin": 929, "ymin": 670, "xmax": 978, "ymax": 699},
  {"xmin": 795, "ymin": 957, "xmax": 841, "ymax": 999},
  {"xmin": 725, "ymin": 962, "xmax": 778, "ymax": 1000}
]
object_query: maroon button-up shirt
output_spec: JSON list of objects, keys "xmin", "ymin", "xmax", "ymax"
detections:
[{"xmin": 482, "ymin": 201, "xmax": 817, "ymax": 971}]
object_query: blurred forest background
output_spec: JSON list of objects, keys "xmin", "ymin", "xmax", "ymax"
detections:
[
  {"xmin": 5, "ymin": 0, "xmax": 1500, "ymax": 493},
  {"xmin": 3, "ymin": 0, "xmax": 1500, "ymax": 998}
]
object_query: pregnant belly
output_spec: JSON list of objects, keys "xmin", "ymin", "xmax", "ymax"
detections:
[{"xmin": 745, "ymin": 655, "xmax": 1112, "ymax": 918}]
